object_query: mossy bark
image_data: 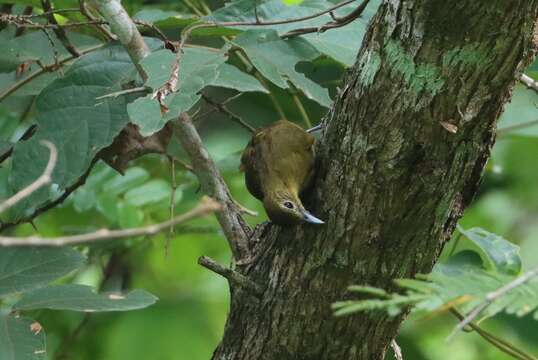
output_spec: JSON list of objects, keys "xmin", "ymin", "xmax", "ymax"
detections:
[{"xmin": 213, "ymin": 1, "xmax": 538, "ymax": 359}]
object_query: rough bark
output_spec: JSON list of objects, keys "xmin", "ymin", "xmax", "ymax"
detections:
[{"xmin": 214, "ymin": 1, "xmax": 538, "ymax": 359}]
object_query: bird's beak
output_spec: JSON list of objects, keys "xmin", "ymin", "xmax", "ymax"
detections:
[{"xmin": 302, "ymin": 210, "xmax": 324, "ymax": 224}]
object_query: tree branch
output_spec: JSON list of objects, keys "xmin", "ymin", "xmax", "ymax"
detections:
[
  {"xmin": 198, "ymin": 255, "xmax": 263, "ymax": 296},
  {"xmin": 0, "ymin": 141, "xmax": 57, "ymax": 214},
  {"xmin": 450, "ymin": 309, "xmax": 537, "ymax": 360},
  {"xmin": 200, "ymin": 93, "xmax": 256, "ymax": 133},
  {"xmin": 519, "ymin": 73, "xmax": 538, "ymax": 93},
  {"xmin": 0, "ymin": 197, "xmax": 220, "ymax": 247},
  {"xmin": 41, "ymin": 0, "xmax": 81, "ymax": 57},
  {"xmin": 173, "ymin": 113, "xmax": 250, "ymax": 260},
  {"xmin": 90, "ymin": 0, "xmax": 150, "ymax": 80},
  {"xmin": 281, "ymin": 0, "xmax": 370, "ymax": 38}
]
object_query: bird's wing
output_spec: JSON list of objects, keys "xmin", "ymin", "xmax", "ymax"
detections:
[
  {"xmin": 267, "ymin": 125, "xmax": 315, "ymax": 194},
  {"xmin": 240, "ymin": 131, "xmax": 266, "ymax": 200}
]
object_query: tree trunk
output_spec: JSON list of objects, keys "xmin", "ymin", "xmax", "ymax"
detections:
[{"xmin": 213, "ymin": 1, "xmax": 538, "ymax": 359}]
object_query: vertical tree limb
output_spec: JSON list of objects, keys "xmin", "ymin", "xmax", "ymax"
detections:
[{"xmin": 173, "ymin": 113, "xmax": 250, "ymax": 260}]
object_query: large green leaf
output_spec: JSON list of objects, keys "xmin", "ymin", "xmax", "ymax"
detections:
[
  {"xmin": 0, "ymin": 248, "xmax": 85, "ymax": 298},
  {"xmin": 456, "ymin": 226, "xmax": 522, "ymax": 275},
  {"xmin": 208, "ymin": 0, "xmax": 381, "ymax": 66},
  {"xmin": 0, "ymin": 31, "xmax": 101, "ymax": 73},
  {"xmin": 8, "ymin": 43, "xmax": 138, "ymax": 218},
  {"xmin": 13, "ymin": 284, "xmax": 158, "ymax": 312},
  {"xmin": 210, "ymin": 63, "xmax": 268, "ymax": 93},
  {"xmin": 233, "ymin": 30, "xmax": 331, "ymax": 107},
  {"xmin": 102, "ymin": 167, "xmax": 150, "ymax": 196},
  {"xmin": 127, "ymin": 47, "xmax": 226, "ymax": 136},
  {"xmin": 124, "ymin": 179, "xmax": 171, "ymax": 206},
  {"xmin": 0, "ymin": 313, "xmax": 46, "ymax": 360}
]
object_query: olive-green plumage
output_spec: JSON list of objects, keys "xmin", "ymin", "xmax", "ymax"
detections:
[{"xmin": 240, "ymin": 120, "xmax": 324, "ymax": 225}]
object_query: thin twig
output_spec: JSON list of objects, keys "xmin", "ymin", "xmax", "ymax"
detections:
[
  {"xmin": 40, "ymin": 27, "xmax": 60, "ymax": 70},
  {"xmin": 165, "ymin": 157, "xmax": 177, "ymax": 257},
  {"xmin": 450, "ymin": 309, "xmax": 537, "ymax": 360},
  {"xmin": 0, "ymin": 44, "xmax": 105, "ymax": 102},
  {"xmin": 0, "ymin": 197, "xmax": 220, "ymax": 246},
  {"xmin": 134, "ymin": 19, "xmax": 176, "ymax": 51},
  {"xmin": 253, "ymin": 0, "xmax": 261, "ymax": 23},
  {"xmin": 200, "ymin": 93, "xmax": 256, "ymax": 133},
  {"xmin": 448, "ymin": 265, "xmax": 538, "ymax": 342},
  {"xmin": 17, "ymin": 8, "xmax": 82, "ymax": 18},
  {"xmin": 231, "ymin": 49, "xmax": 287, "ymax": 119},
  {"xmin": 183, "ymin": 0, "xmax": 204, "ymax": 16},
  {"xmin": 0, "ymin": 125, "xmax": 37, "ymax": 165},
  {"xmin": 95, "ymin": 86, "xmax": 149, "ymax": 100},
  {"xmin": 519, "ymin": 73, "xmax": 538, "ymax": 93},
  {"xmin": 41, "ymin": 0, "xmax": 81, "ymax": 57},
  {"xmin": 0, "ymin": 157, "xmax": 100, "ymax": 232},
  {"xmin": 497, "ymin": 119, "xmax": 538, "ymax": 136},
  {"xmin": 79, "ymin": 0, "xmax": 115, "ymax": 40},
  {"xmin": 390, "ymin": 339, "xmax": 403, "ymax": 360},
  {"xmin": 215, "ymin": 0, "xmax": 357, "ymax": 27},
  {"xmin": 0, "ymin": 141, "xmax": 57, "ymax": 214},
  {"xmin": 281, "ymin": 0, "xmax": 370, "ymax": 38},
  {"xmin": 198, "ymin": 255, "xmax": 262, "ymax": 296},
  {"xmin": 291, "ymin": 92, "xmax": 312, "ymax": 128},
  {"xmin": 0, "ymin": 14, "xmax": 107, "ymax": 29}
]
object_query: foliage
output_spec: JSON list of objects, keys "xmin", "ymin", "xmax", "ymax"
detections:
[
  {"xmin": 333, "ymin": 227, "xmax": 538, "ymax": 323},
  {"xmin": 1, "ymin": 0, "xmax": 538, "ymax": 359},
  {"xmin": 0, "ymin": 248, "xmax": 156, "ymax": 359}
]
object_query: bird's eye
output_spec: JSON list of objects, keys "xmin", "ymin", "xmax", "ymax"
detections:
[{"xmin": 283, "ymin": 201, "xmax": 294, "ymax": 209}]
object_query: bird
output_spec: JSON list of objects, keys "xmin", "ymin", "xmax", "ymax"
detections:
[{"xmin": 240, "ymin": 120, "xmax": 324, "ymax": 226}]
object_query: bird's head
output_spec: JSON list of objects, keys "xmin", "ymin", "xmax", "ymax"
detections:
[{"xmin": 263, "ymin": 190, "xmax": 324, "ymax": 226}]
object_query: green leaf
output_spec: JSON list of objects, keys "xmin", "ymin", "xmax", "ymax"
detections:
[
  {"xmin": 127, "ymin": 48, "xmax": 226, "ymax": 135},
  {"xmin": 0, "ymin": 248, "xmax": 85, "ymax": 298},
  {"xmin": 497, "ymin": 84, "xmax": 538, "ymax": 137},
  {"xmin": 208, "ymin": 0, "xmax": 332, "ymax": 34},
  {"xmin": 457, "ymin": 226, "xmax": 522, "ymax": 275},
  {"xmin": 124, "ymin": 180, "xmax": 171, "ymax": 207},
  {"xmin": 72, "ymin": 187, "xmax": 97, "ymax": 213},
  {"xmin": 0, "ymin": 313, "xmax": 46, "ymax": 360},
  {"xmin": 333, "ymin": 254, "xmax": 538, "ymax": 324},
  {"xmin": 208, "ymin": 0, "xmax": 381, "ymax": 66},
  {"xmin": 117, "ymin": 201, "xmax": 144, "ymax": 228},
  {"xmin": 13, "ymin": 284, "xmax": 158, "ymax": 312},
  {"xmin": 232, "ymin": 30, "xmax": 331, "ymax": 107},
  {"xmin": 96, "ymin": 193, "xmax": 119, "ymax": 223},
  {"xmin": 133, "ymin": 10, "xmax": 239, "ymax": 36},
  {"xmin": 102, "ymin": 167, "xmax": 150, "ymax": 196},
  {"xmin": 9, "ymin": 43, "xmax": 138, "ymax": 219},
  {"xmin": 0, "ymin": 31, "xmax": 101, "ymax": 73},
  {"xmin": 210, "ymin": 63, "xmax": 268, "ymax": 93}
]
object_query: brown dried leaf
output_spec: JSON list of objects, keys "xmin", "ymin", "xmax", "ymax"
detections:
[
  {"xmin": 440, "ymin": 121, "xmax": 458, "ymax": 134},
  {"xmin": 30, "ymin": 321, "xmax": 42, "ymax": 335}
]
